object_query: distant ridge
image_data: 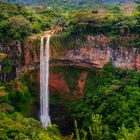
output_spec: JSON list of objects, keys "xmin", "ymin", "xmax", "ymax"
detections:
[{"xmin": 4, "ymin": 0, "xmax": 134, "ymax": 5}]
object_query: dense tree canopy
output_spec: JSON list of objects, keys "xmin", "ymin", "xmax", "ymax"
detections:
[
  {"xmin": 69, "ymin": 63, "xmax": 140, "ymax": 139},
  {"xmin": 1, "ymin": 1, "xmax": 140, "ymax": 140}
]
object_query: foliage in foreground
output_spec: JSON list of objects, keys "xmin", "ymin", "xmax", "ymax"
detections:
[
  {"xmin": 1, "ymin": 64, "xmax": 140, "ymax": 139},
  {"xmin": 69, "ymin": 63, "xmax": 140, "ymax": 139},
  {"xmin": 0, "ymin": 111, "xmax": 62, "ymax": 140},
  {"xmin": 74, "ymin": 114, "xmax": 140, "ymax": 140},
  {"xmin": 0, "ymin": 76, "xmax": 67, "ymax": 140}
]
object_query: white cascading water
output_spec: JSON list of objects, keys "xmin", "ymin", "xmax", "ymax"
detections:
[{"xmin": 40, "ymin": 34, "xmax": 51, "ymax": 128}]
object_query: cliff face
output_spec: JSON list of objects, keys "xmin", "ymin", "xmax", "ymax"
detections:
[
  {"xmin": 110, "ymin": 47, "xmax": 140, "ymax": 71},
  {"xmin": 8, "ymin": 35, "xmax": 140, "ymax": 75},
  {"xmin": 50, "ymin": 35, "xmax": 140, "ymax": 71},
  {"xmin": 1, "ymin": 34, "xmax": 140, "ymax": 97}
]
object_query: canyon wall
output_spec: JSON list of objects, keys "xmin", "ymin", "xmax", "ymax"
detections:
[
  {"xmin": 0, "ymin": 35, "xmax": 140, "ymax": 97},
  {"xmin": 12, "ymin": 35, "xmax": 140, "ymax": 73}
]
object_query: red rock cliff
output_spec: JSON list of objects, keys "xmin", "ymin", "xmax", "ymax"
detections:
[
  {"xmin": 17, "ymin": 35, "xmax": 140, "ymax": 97},
  {"xmin": 22, "ymin": 35, "xmax": 140, "ymax": 72},
  {"xmin": 1, "ymin": 34, "xmax": 140, "ymax": 97}
]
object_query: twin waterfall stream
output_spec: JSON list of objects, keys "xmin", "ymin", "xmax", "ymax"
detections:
[{"xmin": 40, "ymin": 34, "xmax": 51, "ymax": 128}]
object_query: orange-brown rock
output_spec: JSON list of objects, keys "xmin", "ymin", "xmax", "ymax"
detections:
[
  {"xmin": 50, "ymin": 47, "xmax": 110, "ymax": 69},
  {"xmin": 2, "ymin": 34, "xmax": 140, "ymax": 101},
  {"xmin": 35, "ymin": 71, "xmax": 88, "ymax": 100},
  {"xmin": 110, "ymin": 47, "xmax": 140, "ymax": 71},
  {"xmin": 24, "ymin": 39, "xmax": 40, "ymax": 66},
  {"xmin": 1, "ymin": 34, "xmax": 140, "ymax": 85},
  {"xmin": 73, "ymin": 71, "xmax": 88, "ymax": 99},
  {"xmin": 136, "ymin": 55, "xmax": 140, "ymax": 72},
  {"xmin": 49, "ymin": 73, "xmax": 70, "ymax": 94},
  {"xmin": 37, "ymin": 70, "xmax": 70, "ymax": 96},
  {"xmin": 21, "ymin": 35, "xmax": 140, "ymax": 73}
]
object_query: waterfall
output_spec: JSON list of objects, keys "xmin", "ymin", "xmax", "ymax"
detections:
[{"xmin": 40, "ymin": 34, "xmax": 51, "ymax": 128}]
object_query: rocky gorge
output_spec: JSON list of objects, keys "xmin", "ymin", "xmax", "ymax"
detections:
[{"xmin": 1, "ymin": 35, "xmax": 140, "ymax": 94}]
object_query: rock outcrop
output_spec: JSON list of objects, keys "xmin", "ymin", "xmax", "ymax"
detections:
[
  {"xmin": 1, "ymin": 34, "xmax": 140, "ymax": 97},
  {"xmin": 6, "ymin": 35, "xmax": 139, "ymax": 75}
]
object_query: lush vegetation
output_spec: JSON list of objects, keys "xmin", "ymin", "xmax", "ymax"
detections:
[
  {"xmin": 5, "ymin": 0, "xmax": 105, "ymax": 11},
  {"xmin": 1, "ymin": 64, "xmax": 140, "ymax": 139},
  {"xmin": 49, "ymin": 64, "xmax": 140, "ymax": 139},
  {"xmin": 48, "ymin": 3, "xmax": 140, "ymax": 48},
  {"xmin": 1, "ymin": 1, "xmax": 140, "ymax": 47},
  {"xmin": 0, "ymin": 72, "xmax": 72, "ymax": 140},
  {"xmin": 69, "ymin": 63, "xmax": 140, "ymax": 139},
  {"xmin": 0, "ymin": 1, "xmax": 62, "ymax": 42},
  {"xmin": 59, "ymin": 6, "xmax": 140, "ymax": 48},
  {"xmin": 0, "ymin": 111, "xmax": 62, "ymax": 140},
  {"xmin": 1, "ymin": 0, "xmax": 140, "ymax": 139}
]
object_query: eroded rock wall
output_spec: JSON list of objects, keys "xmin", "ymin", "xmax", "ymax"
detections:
[{"xmin": 1, "ymin": 35, "xmax": 140, "ymax": 97}]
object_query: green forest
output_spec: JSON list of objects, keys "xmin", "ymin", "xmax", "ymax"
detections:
[{"xmin": 0, "ymin": 0, "xmax": 140, "ymax": 140}]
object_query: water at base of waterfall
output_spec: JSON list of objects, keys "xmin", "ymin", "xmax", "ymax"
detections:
[{"xmin": 40, "ymin": 35, "xmax": 51, "ymax": 128}]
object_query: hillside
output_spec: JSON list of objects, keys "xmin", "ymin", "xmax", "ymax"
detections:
[
  {"xmin": 0, "ymin": 1, "xmax": 140, "ymax": 140},
  {"xmin": 5, "ymin": 0, "xmax": 134, "ymax": 4},
  {"xmin": 4, "ymin": 0, "xmax": 135, "ymax": 10}
]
